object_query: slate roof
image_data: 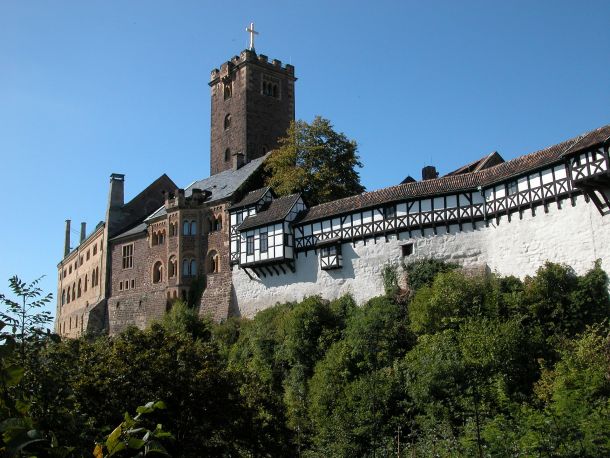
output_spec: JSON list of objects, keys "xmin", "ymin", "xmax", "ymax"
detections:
[
  {"xmin": 145, "ymin": 154, "xmax": 269, "ymax": 222},
  {"xmin": 230, "ymin": 186, "xmax": 272, "ymax": 210},
  {"xmin": 238, "ymin": 194, "xmax": 301, "ymax": 231},
  {"xmin": 110, "ymin": 222, "xmax": 147, "ymax": 241},
  {"xmin": 298, "ymin": 124, "xmax": 610, "ymax": 224}
]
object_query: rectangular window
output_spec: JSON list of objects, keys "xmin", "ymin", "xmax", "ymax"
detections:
[
  {"xmin": 260, "ymin": 232, "xmax": 268, "ymax": 253},
  {"xmin": 320, "ymin": 244, "xmax": 342, "ymax": 270},
  {"xmin": 131, "ymin": 279, "xmax": 135, "ymax": 289},
  {"xmin": 507, "ymin": 180, "xmax": 518, "ymax": 196},
  {"xmin": 119, "ymin": 281, "xmax": 123, "ymax": 291},
  {"xmin": 246, "ymin": 235, "xmax": 254, "ymax": 255},
  {"xmin": 401, "ymin": 243, "xmax": 414, "ymax": 257},
  {"xmin": 122, "ymin": 244, "xmax": 134, "ymax": 269},
  {"xmin": 384, "ymin": 205, "xmax": 396, "ymax": 219}
]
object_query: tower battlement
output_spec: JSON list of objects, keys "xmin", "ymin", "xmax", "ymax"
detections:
[{"xmin": 210, "ymin": 49, "xmax": 295, "ymax": 85}]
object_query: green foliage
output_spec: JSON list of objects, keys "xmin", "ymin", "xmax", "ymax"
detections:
[
  {"xmin": 264, "ymin": 116, "xmax": 365, "ymax": 205},
  {"xmin": 4, "ymin": 261, "xmax": 610, "ymax": 456},
  {"xmin": 94, "ymin": 401, "xmax": 172, "ymax": 457},
  {"xmin": 403, "ymin": 258, "xmax": 457, "ymax": 293},
  {"xmin": 0, "ymin": 276, "xmax": 53, "ymax": 363},
  {"xmin": 154, "ymin": 300, "xmax": 211, "ymax": 340}
]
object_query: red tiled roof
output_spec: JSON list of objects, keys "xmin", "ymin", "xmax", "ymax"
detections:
[{"xmin": 298, "ymin": 124, "xmax": 610, "ymax": 224}]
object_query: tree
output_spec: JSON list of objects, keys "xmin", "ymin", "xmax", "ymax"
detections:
[
  {"xmin": 264, "ymin": 116, "xmax": 365, "ymax": 206},
  {"xmin": 0, "ymin": 276, "xmax": 53, "ymax": 363}
]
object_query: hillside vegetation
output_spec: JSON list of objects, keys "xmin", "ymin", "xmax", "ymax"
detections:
[{"xmin": 1, "ymin": 260, "xmax": 609, "ymax": 457}]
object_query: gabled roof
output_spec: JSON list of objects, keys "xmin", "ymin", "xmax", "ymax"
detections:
[
  {"xmin": 445, "ymin": 151, "xmax": 504, "ymax": 176},
  {"xmin": 298, "ymin": 124, "xmax": 610, "ymax": 224},
  {"xmin": 145, "ymin": 154, "xmax": 269, "ymax": 222},
  {"xmin": 230, "ymin": 186, "xmax": 273, "ymax": 210},
  {"xmin": 238, "ymin": 194, "xmax": 301, "ymax": 231}
]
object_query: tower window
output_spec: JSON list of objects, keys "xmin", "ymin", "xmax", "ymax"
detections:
[
  {"xmin": 224, "ymin": 114, "xmax": 231, "ymax": 130},
  {"xmin": 224, "ymin": 148, "xmax": 231, "ymax": 162},
  {"xmin": 262, "ymin": 75, "xmax": 280, "ymax": 99},
  {"xmin": 223, "ymin": 81, "xmax": 232, "ymax": 99}
]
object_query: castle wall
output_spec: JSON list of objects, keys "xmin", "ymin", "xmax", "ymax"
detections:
[
  {"xmin": 56, "ymin": 227, "xmax": 106, "ymax": 338},
  {"xmin": 108, "ymin": 234, "xmax": 168, "ymax": 335},
  {"xmin": 232, "ymin": 195, "xmax": 610, "ymax": 317}
]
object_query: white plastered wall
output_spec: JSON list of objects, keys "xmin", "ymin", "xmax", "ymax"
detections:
[{"xmin": 233, "ymin": 195, "xmax": 610, "ymax": 317}]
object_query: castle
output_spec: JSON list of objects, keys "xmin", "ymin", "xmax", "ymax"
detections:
[{"xmin": 55, "ymin": 39, "xmax": 610, "ymax": 337}]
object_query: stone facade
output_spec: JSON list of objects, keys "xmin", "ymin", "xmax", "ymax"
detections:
[{"xmin": 210, "ymin": 49, "xmax": 295, "ymax": 175}]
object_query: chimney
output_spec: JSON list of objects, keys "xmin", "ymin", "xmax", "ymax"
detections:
[
  {"xmin": 64, "ymin": 220, "xmax": 71, "ymax": 257},
  {"xmin": 80, "ymin": 222, "xmax": 86, "ymax": 243},
  {"xmin": 108, "ymin": 173, "xmax": 125, "ymax": 208},
  {"xmin": 422, "ymin": 166, "xmax": 438, "ymax": 181},
  {"xmin": 233, "ymin": 152, "xmax": 245, "ymax": 171}
]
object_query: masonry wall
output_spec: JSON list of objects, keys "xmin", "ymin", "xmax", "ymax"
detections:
[
  {"xmin": 108, "ymin": 234, "xmax": 168, "ymax": 335},
  {"xmin": 232, "ymin": 195, "xmax": 610, "ymax": 317},
  {"xmin": 56, "ymin": 228, "xmax": 105, "ymax": 338}
]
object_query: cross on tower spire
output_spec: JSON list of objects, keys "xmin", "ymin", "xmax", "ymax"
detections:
[{"xmin": 246, "ymin": 22, "xmax": 259, "ymax": 51}]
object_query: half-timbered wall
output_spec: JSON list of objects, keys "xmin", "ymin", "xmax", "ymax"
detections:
[
  {"xmin": 236, "ymin": 196, "xmax": 306, "ymax": 266},
  {"xmin": 233, "ymin": 193, "xmax": 610, "ymax": 317},
  {"xmin": 231, "ymin": 154, "xmax": 610, "ymax": 317},
  {"xmin": 294, "ymin": 163, "xmax": 572, "ymax": 251}
]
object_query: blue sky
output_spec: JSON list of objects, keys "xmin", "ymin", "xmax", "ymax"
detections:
[{"xmin": 1, "ymin": 0, "xmax": 609, "ymax": 318}]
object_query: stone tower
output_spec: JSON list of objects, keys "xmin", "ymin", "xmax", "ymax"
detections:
[{"xmin": 209, "ymin": 49, "xmax": 296, "ymax": 175}]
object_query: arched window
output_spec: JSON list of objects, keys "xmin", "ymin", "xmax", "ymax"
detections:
[
  {"xmin": 93, "ymin": 245, "xmax": 97, "ymax": 256},
  {"xmin": 207, "ymin": 250, "xmax": 219, "ymax": 274},
  {"xmin": 224, "ymin": 148, "xmax": 231, "ymax": 162},
  {"xmin": 153, "ymin": 261, "xmax": 163, "ymax": 283},
  {"xmin": 62, "ymin": 289, "xmax": 66, "ymax": 305},
  {"xmin": 169, "ymin": 223, "xmax": 175, "ymax": 237},
  {"xmin": 224, "ymin": 114, "xmax": 231, "ymax": 130},
  {"xmin": 152, "ymin": 232, "xmax": 158, "ymax": 246},
  {"xmin": 190, "ymin": 259, "xmax": 197, "ymax": 276},
  {"xmin": 223, "ymin": 82, "xmax": 232, "ymax": 99},
  {"xmin": 190, "ymin": 220, "xmax": 197, "ymax": 235},
  {"xmin": 183, "ymin": 220, "xmax": 190, "ymax": 235},
  {"xmin": 182, "ymin": 259, "xmax": 190, "ymax": 277},
  {"xmin": 168, "ymin": 256, "xmax": 177, "ymax": 278},
  {"xmin": 71, "ymin": 284, "xmax": 76, "ymax": 301},
  {"xmin": 84, "ymin": 274, "xmax": 88, "ymax": 292},
  {"xmin": 158, "ymin": 231, "xmax": 165, "ymax": 245},
  {"xmin": 214, "ymin": 215, "xmax": 222, "ymax": 231},
  {"xmin": 77, "ymin": 279, "xmax": 82, "ymax": 298}
]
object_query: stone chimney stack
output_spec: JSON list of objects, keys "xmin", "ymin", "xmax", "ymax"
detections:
[
  {"xmin": 108, "ymin": 173, "xmax": 125, "ymax": 208},
  {"xmin": 422, "ymin": 166, "xmax": 438, "ymax": 181},
  {"xmin": 106, "ymin": 173, "xmax": 125, "ymax": 237},
  {"xmin": 80, "ymin": 222, "xmax": 86, "ymax": 243},
  {"xmin": 64, "ymin": 219, "xmax": 71, "ymax": 257},
  {"xmin": 233, "ymin": 152, "xmax": 245, "ymax": 171}
]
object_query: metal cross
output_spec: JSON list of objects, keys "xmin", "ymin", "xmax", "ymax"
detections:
[{"xmin": 246, "ymin": 22, "xmax": 259, "ymax": 50}]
